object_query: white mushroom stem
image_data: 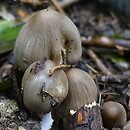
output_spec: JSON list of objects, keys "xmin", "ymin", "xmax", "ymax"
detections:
[{"xmin": 40, "ymin": 112, "xmax": 54, "ymax": 130}]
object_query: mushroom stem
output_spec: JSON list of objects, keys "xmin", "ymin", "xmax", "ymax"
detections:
[
  {"xmin": 40, "ymin": 112, "xmax": 54, "ymax": 130},
  {"xmin": 49, "ymin": 64, "xmax": 73, "ymax": 76}
]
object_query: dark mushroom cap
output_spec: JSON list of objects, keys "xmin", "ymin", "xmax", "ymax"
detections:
[
  {"xmin": 22, "ymin": 59, "xmax": 69, "ymax": 114},
  {"xmin": 102, "ymin": 101, "xmax": 127, "ymax": 129},
  {"xmin": 56, "ymin": 68, "xmax": 98, "ymax": 117}
]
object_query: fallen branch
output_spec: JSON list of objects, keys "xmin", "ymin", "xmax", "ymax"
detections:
[
  {"xmin": 82, "ymin": 36, "xmax": 130, "ymax": 51},
  {"xmin": 98, "ymin": 75, "xmax": 130, "ymax": 84},
  {"xmin": 70, "ymin": 102, "xmax": 105, "ymax": 130},
  {"xmin": 59, "ymin": 0, "xmax": 80, "ymax": 8},
  {"xmin": 87, "ymin": 49, "xmax": 112, "ymax": 75}
]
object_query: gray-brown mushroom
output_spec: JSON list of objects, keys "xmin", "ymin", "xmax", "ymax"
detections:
[
  {"xmin": 13, "ymin": 8, "xmax": 82, "ymax": 71},
  {"xmin": 101, "ymin": 101, "xmax": 127, "ymax": 129},
  {"xmin": 55, "ymin": 68, "xmax": 98, "ymax": 117},
  {"xmin": 22, "ymin": 58, "xmax": 68, "ymax": 114},
  {"xmin": 51, "ymin": 68, "xmax": 98, "ymax": 130}
]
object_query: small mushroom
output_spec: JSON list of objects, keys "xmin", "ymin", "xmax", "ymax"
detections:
[
  {"xmin": 22, "ymin": 58, "xmax": 68, "ymax": 114},
  {"xmin": 13, "ymin": 8, "xmax": 82, "ymax": 71},
  {"xmin": 55, "ymin": 68, "xmax": 98, "ymax": 117},
  {"xmin": 101, "ymin": 101, "xmax": 127, "ymax": 129}
]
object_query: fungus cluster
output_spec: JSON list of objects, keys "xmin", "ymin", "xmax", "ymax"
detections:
[
  {"xmin": 13, "ymin": 8, "xmax": 99, "ymax": 129},
  {"xmin": 13, "ymin": 8, "xmax": 128, "ymax": 130},
  {"xmin": 14, "ymin": 8, "xmax": 98, "ymax": 115}
]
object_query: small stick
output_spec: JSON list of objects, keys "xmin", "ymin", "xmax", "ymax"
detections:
[
  {"xmin": 51, "ymin": 0, "xmax": 65, "ymax": 14},
  {"xmin": 103, "ymin": 92, "xmax": 119, "ymax": 96},
  {"xmin": 98, "ymin": 92, "xmax": 102, "ymax": 106},
  {"xmin": 82, "ymin": 36, "xmax": 130, "ymax": 50},
  {"xmin": 87, "ymin": 49, "xmax": 112, "ymax": 75},
  {"xmin": 49, "ymin": 64, "xmax": 73, "ymax": 76},
  {"xmin": 99, "ymin": 75, "xmax": 130, "ymax": 84},
  {"xmin": 85, "ymin": 64, "xmax": 98, "ymax": 74},
  {"xmin": 98, "ymin": 90, "xmax": 110, "ymax": 106},
  {"xmin": 59, "ymin": 0, "xmax": 79, "ymax": 8},
  {"xmin": 82, "ymin": 36, "xmax": 115, "ymax": 48}
]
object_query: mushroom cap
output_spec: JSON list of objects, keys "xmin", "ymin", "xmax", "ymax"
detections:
[
  {"xmin": 56, "ymin": 68, "xmax": 98, "ymax": 117},
  {"xmin": 13, "ymin": 8, "xmax": 82, "ymax": 71},
  {"xmin": 102, "ymin": 101, "xmax": 127, "ymax": 129},
  {"xmin": 22, "ymin": 59, "xmax": 69, "ymax": 114}
]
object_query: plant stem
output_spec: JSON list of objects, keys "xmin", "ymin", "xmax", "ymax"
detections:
[{"xmin": 49, "ymin": 64, "xmax": 73, "ymax": 76}]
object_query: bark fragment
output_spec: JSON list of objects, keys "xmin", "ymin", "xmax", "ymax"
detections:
[{"xmin": 71, "ymin": 104, "xmax": 105, "ymax": 130}]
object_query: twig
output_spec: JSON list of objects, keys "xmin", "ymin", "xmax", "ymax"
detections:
[
  {"xmin": 59, "ymin": 0, "xmax": 80, "ymax": 8},
  {"xmin": 87, "ymin": 49, "xmax": 112, "ymax": 75},
  {"xmin": 98, "ymin": 90, "xmax": 110, "ymax": 106},
  {"xmin": 82, "ymin": 36, "xmax": 115, "ymax": 48},
  {"xmin": 19, "ymin": 0, "xmax": 48, "ymax": 6},
  {"xmin": 49, "ymin": 64, "xmax": 73, "ymax": 76},
  {"xmin": 82, "ymin": 36, "xmax": 130, "ymax": 50},
  {"xmin": 98, "ymin": 75, "xmax": 130, "ymax": 84},
  {"xmin": 115, "ymin": 39, "xmax": 130, "ymax": 48},
  {"xmin": 51, "ymin": 0, "xmax": 65, "ymax": 14},
  {"xmin": 85, "ymin": 63, "xmax": 98, "ymax": 74}
]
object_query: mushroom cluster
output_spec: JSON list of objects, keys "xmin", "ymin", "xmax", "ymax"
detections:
[{"xmin": 13, "ymin": 8, "xmax": 99, "ymax": 130}]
